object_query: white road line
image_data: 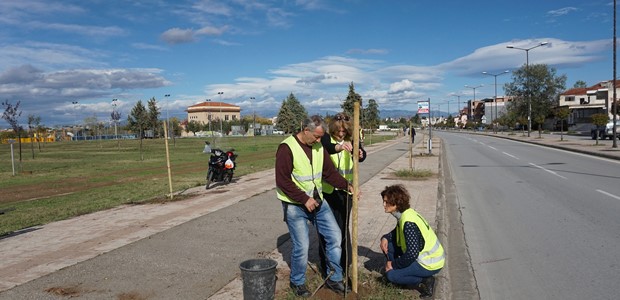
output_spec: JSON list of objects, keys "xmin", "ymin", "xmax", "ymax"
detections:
[
  {"xmin": 529, "ymin": 163, "xmax": 568, "ymax": 179},
  {"xmin": 502, "ymin": 152, "xmax": 518, "ymax": 159},
  {"xmin": 489, "ymin": 146, "xmax": 497, "ymax": 150},
  {"xmin": 596, "ymin": 189, "xmax": 620, "ymax": 200}
]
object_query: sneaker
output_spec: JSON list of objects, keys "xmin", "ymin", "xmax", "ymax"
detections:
[
  {"xmin": 418, "ymin": 276, "xmax": 435, "ymax": 298},
  {"xmin": 325, "ymin": 279, "xmax": 351, "ymax": 294},
  {"xmin": 289, "ymin": 282, "xmax": 311, "ymax": 298}
]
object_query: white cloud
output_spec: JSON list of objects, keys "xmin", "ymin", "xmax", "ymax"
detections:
[
  {"xmin": 548, "ymin": 7, "xmax": 578, "ymax": 17},
  {"xmin": 160, "ymin": 28, "xmax": 195, "ymax": 44}
]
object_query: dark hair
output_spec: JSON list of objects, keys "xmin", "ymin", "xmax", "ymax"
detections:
[{"xmin": 380, "ymin": 184, "xmax": 411, "ymax": 212}]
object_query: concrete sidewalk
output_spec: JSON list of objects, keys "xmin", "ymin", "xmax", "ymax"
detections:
[{"xmin": 0, "ymin": 135, "xmax": 442, "ymax": 299}]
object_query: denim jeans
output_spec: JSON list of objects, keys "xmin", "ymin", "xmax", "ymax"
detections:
[
  {"xmin": 282, "ymin": 201, "xmax": 343, "ymax": 286},
  {"xmin": 385, "ymin": 237, "xmax": 441, "ymax": 286}
]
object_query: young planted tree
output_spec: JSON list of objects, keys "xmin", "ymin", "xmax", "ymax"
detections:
[
  {"xmin": 127, "ymin": 100, "xmax": 149, "ymax": 160},
  {"xmin": 555, "ymin": 107, "xmax": 570, "ymax": 141},
  {"xmin": 534, "ymin": 114, "xmax": 545, "ymax": 138},
  {"xmin": 2, "ymin": 100, "xmax": 23, "ymax": 164},
  {"xmin": 27, "ymin": 114, "xmax": 41, "ymax": 159},
  {"xmin": 591, "ymin": 113, "xmax": 609, "ymax": 145}
]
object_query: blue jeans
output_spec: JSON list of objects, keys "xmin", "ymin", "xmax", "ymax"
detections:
[
  {"xmin": 282, "ymin": 201, "xmax": 343, "ymax": 285},
  {"xmin": 385, "ymin": 238, "xmax": 441, "ymax": 286}
]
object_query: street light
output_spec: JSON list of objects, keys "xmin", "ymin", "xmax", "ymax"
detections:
[
  {"xmin": 482, "ymin": 70, "xmax": 510, "ymax": 130},
  {"xmin": 164, "ymin": 94, "xmax": 170, "ymax": 138},
  {"xmin": 507, "ymin": 42, "xmax": 548, "ymax": 137},
  {"xmin": 111, "ymin": 98, "xmax": 118, "ymax": 139},
  {"xmin": 249, "ymin": 97, "xmax": 256, "ymax": 137},
  {"xmin": 72, "ymin": 101, "xmax": 78, "ymax": 141},
  {"xmin": 217, "ymin": 91, "xmax": 224, "ymax": 135},
  {"xmin": 465, "ymin": 85, "xmax": 483, "ymax": 123},
  {"xmin": 206, "ymin": 99, "xmax": 212, "ymax": 137}
]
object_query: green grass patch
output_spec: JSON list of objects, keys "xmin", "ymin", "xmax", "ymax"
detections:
[
  {"xmin": 0, "ymin": 133, "xmax": 395, "ymax": 236},
  {"xmin": 393, "ymin": 168, "xmax": 433, "ymax": 179}
]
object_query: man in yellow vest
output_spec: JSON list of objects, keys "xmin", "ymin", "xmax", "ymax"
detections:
[
  {"xmin": 379, "ymin": 184, "xmax": 445, "ymax": 298},
  {"xmin": 276, "ymin": 115, "xmax": 353, "ymax": 297}
]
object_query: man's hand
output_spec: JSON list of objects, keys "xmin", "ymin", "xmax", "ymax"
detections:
[{"xmin": 304, "ymin": 197, "xmax": 320, "ymax": 212}]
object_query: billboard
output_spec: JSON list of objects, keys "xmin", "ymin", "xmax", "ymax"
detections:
[{"xmin": 417, "ymin": 101, "xmax": 430, "ymax": 114}]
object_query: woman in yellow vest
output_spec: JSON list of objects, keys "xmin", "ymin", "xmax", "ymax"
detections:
[
  {"xmin": 318, "ymin": 112, "xmax": 366, "ymax": 281},
  {"xmin": 380, "ymin": 184, "xmax": 445, "ymax": 299}
]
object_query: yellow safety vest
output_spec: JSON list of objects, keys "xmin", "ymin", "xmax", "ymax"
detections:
[
  {"xmin": 276, "ymin": 136, "xmax": 324, "ymax": 204},
  {"xmin": 396, "ymin": 208, "xmax": 445, "ymax": 271},
  {"xmin": 323, "ymin": 136, "xmax": 353, "ymax": 194}
]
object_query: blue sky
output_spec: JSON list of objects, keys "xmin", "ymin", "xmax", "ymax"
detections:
[{"xmin": 0, "ymin": 0, "xmax": 615, "ymax": 126}]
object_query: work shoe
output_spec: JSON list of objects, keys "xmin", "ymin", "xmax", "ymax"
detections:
[
  {"xmin": 417, "ymin": 276, "xmax": 435, "ymax": 298},
  {"xmin": 325, "ymin": 279, "xmax": 351, "ymax": 294},
  {"xmin": 289, "ymin": 283, "xmax": 311, "ymax": 298}
]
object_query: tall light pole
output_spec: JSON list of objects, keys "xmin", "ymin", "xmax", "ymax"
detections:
[
  {"xmin": 249, "ymin": 97, "xmax": 256, "ymax": 137},
  {"xmin": 111, "ymin": 98, "xmax": 118, "ymax": 139},
  {"xmin": 465, "ymin": 85, "xmax": 483, "ymax": 124},
  {"xmin": 206, "ymin": 99, "xmax": 212, "ymax": 137},
  {"xmin": 613, "ymin": 0, "xmax": 618, "ymax": 148},
  {"xmin": 507, "ymin": 42, "xmax": 548, "ymax": 137},
  {"xmin": 164, "ymin": 94, "xmax": 170, "ymax": 138},
  {"xmin": 72, "ymin": 101, "xmax": 79, "ymax": 141},
  {"xmin": 483, "ymin": 70, "xmax": 510, "ymax": 130},
  {"xmin": 217, "ymin": 91, "xmax": 224, "ymax": 136}
]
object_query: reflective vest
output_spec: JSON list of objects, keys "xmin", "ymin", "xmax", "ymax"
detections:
[
  {"xmin": 276, "ymin": 136, "xmax": 324, "ymax": 204},
  {"xmin": 396, "ymin": 208, "xmax": 445, "ymax": 271},
  {"xmin": 323, "ymin": 136, "xmax": 353, "ymax": 194}
]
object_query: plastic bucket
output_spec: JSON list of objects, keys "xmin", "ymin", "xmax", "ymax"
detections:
[{"xmin": 239, "ymin": 259, "xmax": 278, "ymax": 300}]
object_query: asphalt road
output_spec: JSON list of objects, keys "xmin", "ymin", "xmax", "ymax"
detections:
[
  {"xmin": 0, "ymin": 138, "xmax": 411, "ymax": 300},
  {"xmin": 439, "ymin": 131, "xmax": 620, "ymax": 300}
]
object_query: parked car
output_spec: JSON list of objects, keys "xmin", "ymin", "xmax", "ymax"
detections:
[{"xmin": 591, "ymin": 121, "xmax": 620, "ymax": 140}]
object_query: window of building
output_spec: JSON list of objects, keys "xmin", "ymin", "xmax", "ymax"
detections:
[
  {"xmin": 225, "ymin": 115, "xmax": 229, "ymax": 121},
  {"xmin": 565, "ymin": 96, "xmax": 575, "ymax": 102}
]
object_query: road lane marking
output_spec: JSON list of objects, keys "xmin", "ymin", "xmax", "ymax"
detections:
[
  {"xmin": 596, "ymin": 189, "xmax": 620, "ymax": 200},
  {"xmin": 502, "ymin": 152, "xmax": 518, "ymax": 159},
  {"xmin": 488, "ymin": 146, "xmax": 497, "ymax": 150},
  {"xmin": 529, "ymin": 163, "xmax": 568, "ymax": 179}
]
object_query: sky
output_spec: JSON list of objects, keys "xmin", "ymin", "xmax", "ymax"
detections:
[{"xmin": 0, "ymin": 0, "xmax": 616, "ymax": 127}]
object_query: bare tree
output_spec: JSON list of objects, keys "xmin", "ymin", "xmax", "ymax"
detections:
[{"xmin": 2, "ymin": 100, "xmax": 23, "ymax": 165}]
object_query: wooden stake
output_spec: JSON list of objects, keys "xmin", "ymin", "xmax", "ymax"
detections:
[{"xmin": 351, "ymin": 102, "xmax": 360, "ymax": 293}]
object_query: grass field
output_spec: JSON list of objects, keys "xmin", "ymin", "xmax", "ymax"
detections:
[{"xmin": 0, "ymin": 133, "xmax": 396, "ymax": 236}]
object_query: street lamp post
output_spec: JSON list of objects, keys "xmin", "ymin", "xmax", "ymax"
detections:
[
  {"xmin": 507, "ymin": 42, "xmax": 548, "ymax": 137},
  {"xmin": 72, "ymin": 101, "xmax": 79, "ymax": 141},
  {"xmin": 164, "ymin": 94, "xmax": 170, "ymax": 138},
  {"xmin": 249, "ymin": 97, "xmax": 256, "ymax": 138},
  {"xmin": 465, "ymin": 85, "xmax": 483, "ymax": 124},
  {"xmin": 112, "ymin": 99, "xmax": 118, "ymax": 139},
  {"xmin": 482, "ymin": 70, "xmax": 509, "ymax": 132},
  {"xmin": 205, "ymin": 99, "xmax": 212, "ymax": 137},
  {"xmin": 217, "ymin": 92, "xmax": 224, "ymax": 136}
]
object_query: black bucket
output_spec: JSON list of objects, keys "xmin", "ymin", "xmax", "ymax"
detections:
[{"xmin": 239, "ymin": 258, "xmax": 278, "ymax": 300}]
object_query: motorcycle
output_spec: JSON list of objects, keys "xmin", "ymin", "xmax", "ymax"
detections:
[{"xmin": 205, "ymin": 148, "xmax": 237, "ymax": 189}]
